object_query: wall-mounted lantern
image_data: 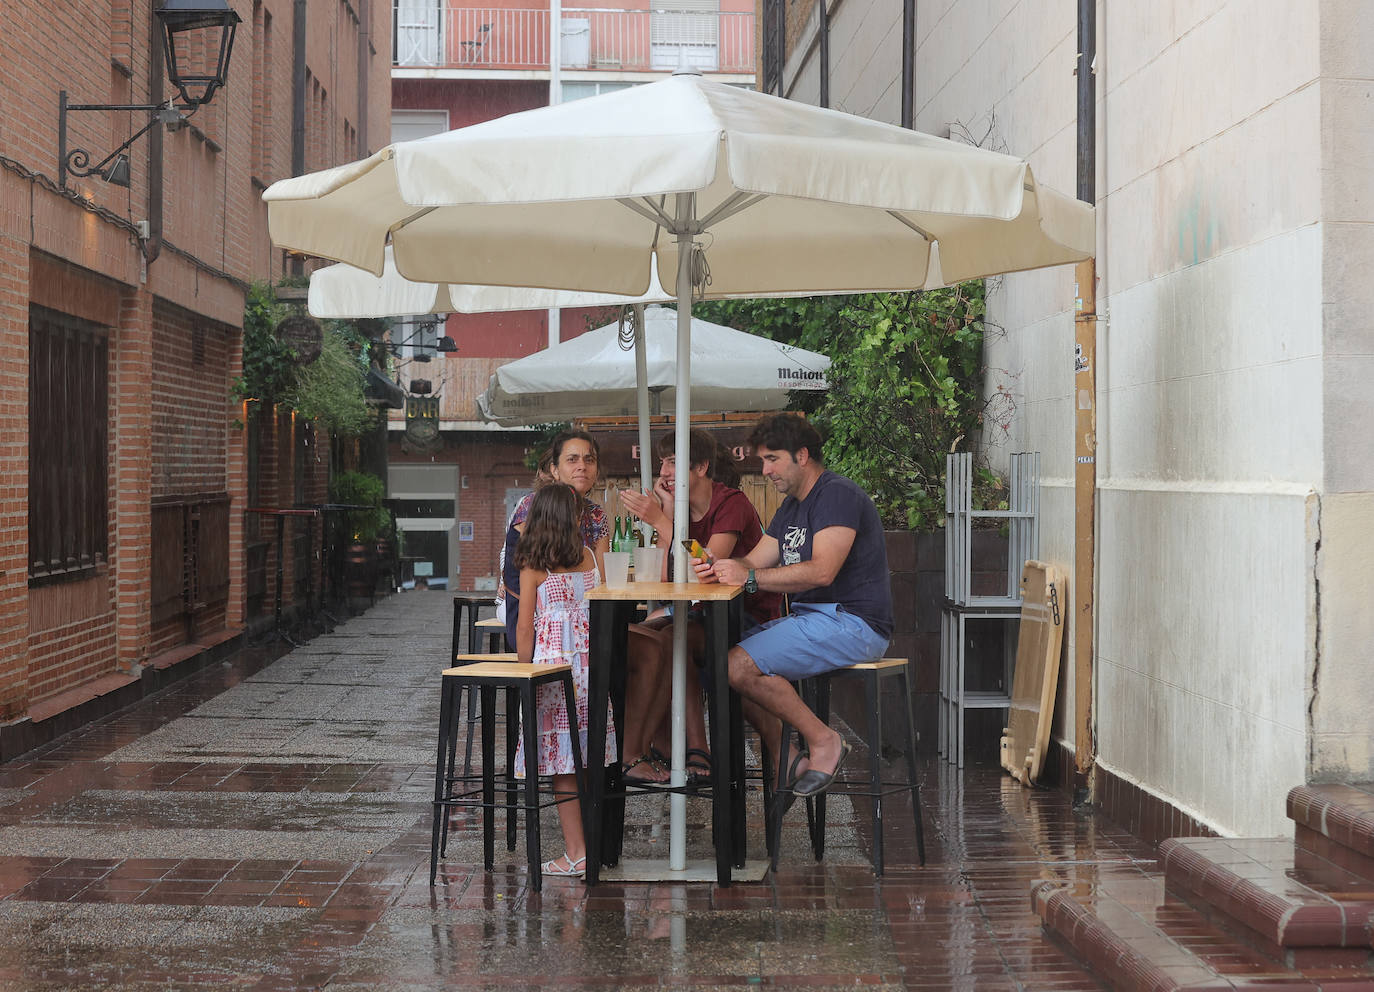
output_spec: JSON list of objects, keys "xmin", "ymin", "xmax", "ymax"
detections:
[{"xmin": 58, "ymin": 0, "xmax": 242, "ymax": 188}]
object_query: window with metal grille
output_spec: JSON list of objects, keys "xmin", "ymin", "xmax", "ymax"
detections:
[{"xmin": 28, "ymin": 306, "xmax": 109, "ymax": 584}]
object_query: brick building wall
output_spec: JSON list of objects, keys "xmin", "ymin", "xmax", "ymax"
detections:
[{"xmin": 0, "ymin": 0, "xmax": 391, "ymax": 735}]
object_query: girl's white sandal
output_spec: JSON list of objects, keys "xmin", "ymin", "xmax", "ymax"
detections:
[{"xmin": 541, "ymin": 854, "xmax": 586, "ymax": 877}]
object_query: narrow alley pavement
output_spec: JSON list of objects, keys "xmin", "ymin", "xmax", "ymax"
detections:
[{"xmin": 0, "ymin": 591, "xmax": 1152, "ymax": 990}]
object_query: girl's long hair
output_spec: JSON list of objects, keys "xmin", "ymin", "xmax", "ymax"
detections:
[{"xmin": 514, "ymin": 483, "xmax": 585, "ymax": 572}]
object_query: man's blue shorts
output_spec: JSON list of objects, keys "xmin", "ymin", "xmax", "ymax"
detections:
[{"xmin": 735, "ymin": 603, "xmax": 890, "ymax": 681}]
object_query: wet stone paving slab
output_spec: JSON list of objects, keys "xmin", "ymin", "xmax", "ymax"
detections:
[{"xmin": 0, "ymin": 592, "xmax": 1142, "ymax": 989}]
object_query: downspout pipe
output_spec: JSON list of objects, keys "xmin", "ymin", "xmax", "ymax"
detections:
[
  {"xmin": 292, "ymin": 0, "xmax": 307, "ymax": 177},
  {"xmin": 145, "ymin": 1, "xmax": 165, "ymax": 263},
  {"xmin": 357, "ymin": 0, "xmax": 369, "ymax": 156},
  {"xmin": 1077, "ymin": 0, "xmax": 1095, "ymax": 202},
  {"xmin": 901, "ymin": 0, "xmax": 915, "ymax": 128},
  {"xmin": 818, "ymin": 1, "xmax": 830, "ymax": 109},
  {"xmin": 291, "ymin": 0, "xmax": 307, "ymax": 275},
  {"xmin": 1072, "ymin": 0, "xmax": 1098, "ymax": 801}
]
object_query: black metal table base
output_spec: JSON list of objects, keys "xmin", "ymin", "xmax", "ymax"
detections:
[{"xmin": 584, "ymin": 596, "xmax": 744, "ymax": 886}]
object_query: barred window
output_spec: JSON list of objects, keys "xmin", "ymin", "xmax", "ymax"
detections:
[{"xmin": 29, "ymin": 306, "xmax": 108, "ymax": 584}]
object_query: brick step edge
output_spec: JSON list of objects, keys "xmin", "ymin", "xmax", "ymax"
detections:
[
  {"xmin": 1289, "ymin": 785, "xmax": 1374, "ymax": 880},
  {"xmin": 1161, "ymin": 837, "xmax": 1374, "ymax": 952},
  {"xmin": 1033, "ymin": 878, "xmax": 1240, "ymax": 992}
]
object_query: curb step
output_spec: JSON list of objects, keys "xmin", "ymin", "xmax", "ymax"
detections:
[
  {"xmin": 1033, "ymin": 869, "xmax": 1374, "ymax": 991},
  {"xmin": 1289, "ymin": 785, "xmax": 1374, "ymax": 881},
  {"xmin": 1161, "ymin": 836, "xmax": 1374, "ymax": 968}
]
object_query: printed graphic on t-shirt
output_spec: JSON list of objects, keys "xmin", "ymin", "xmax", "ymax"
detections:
[{"xmin": 781, "ymin": 525, "xmax": 807, "ymax": 565}]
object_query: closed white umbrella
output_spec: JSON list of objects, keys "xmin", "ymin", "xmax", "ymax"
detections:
[
  {"xmin": 306, "ymin": 246, "xmax": 671, "ymax": 319},
  {"xmin": 476, "ymin": 305, "xmax": 829, "ymax": 425},
  {"xmin": 266, "ymin": 68, "xmax": 1094, "ymax": 874}
]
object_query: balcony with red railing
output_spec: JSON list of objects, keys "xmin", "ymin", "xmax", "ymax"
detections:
[{"xmin": 392, "ymin": 5, "xmax": 755, "ymax": 75}]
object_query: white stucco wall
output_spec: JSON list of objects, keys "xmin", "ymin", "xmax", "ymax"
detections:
[
  {"xmin": 780, "ymin": 0, "xmax": 1374, "ymax": 837},
  {"xmin": 1310, "ymin": 1, "xmax": 1374, "ymax": 783}
]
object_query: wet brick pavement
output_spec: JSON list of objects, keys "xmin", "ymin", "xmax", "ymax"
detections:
[{"xmin": 0, "ymin": 591, "xmax": 1150, "ymax": 990}]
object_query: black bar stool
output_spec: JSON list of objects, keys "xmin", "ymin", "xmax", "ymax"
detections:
[
  {"xmin": 429, "ymin": 659, "xmax": 585, "ymax": 892},
  {"xmin": 451, "ymin": 593, "xmax": 497, "ymax": 661},
  {"xmin": 767, "ymin": 658, "xmax": 925, "ymax": 875}
]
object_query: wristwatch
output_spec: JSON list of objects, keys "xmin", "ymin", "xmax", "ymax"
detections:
[{"xmin": 744, "ymin": 568, "xmax": 758, "ymax": 594}]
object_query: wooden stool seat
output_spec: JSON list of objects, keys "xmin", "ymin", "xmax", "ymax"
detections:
[
  {"xmin": 442, "ymin": 662, "xmax": 568, "ymax": 679},
  {"xmin": 768, "ymin": 657, "xmax": 925, "ymax": 876},
  {"xmin": 474, "ymin": 617, "xmax": 506, "ymax": 654},
  {"xmin": 430, "ymin": 660, "xmax": 585, "ymax": 892},
  {"xmin": 452, "ymin": 653, "xmax": 517, "ymax": 664}
]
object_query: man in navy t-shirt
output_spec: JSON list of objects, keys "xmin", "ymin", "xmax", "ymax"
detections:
[{"xmin": 697, "ymin": 414, "xmax": 892, "ymax": 799}]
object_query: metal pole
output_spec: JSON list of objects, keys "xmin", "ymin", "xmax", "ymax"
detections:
[
  {"xmin": 548, "ymin": 0, "xmax": 562, "ymax": 345},
  {"xmin": 549, "ymin": 0, "xmax": 562, "ymax": 106},
  {"xmin": 633, "ymin": 304, "xmax": 653, "ymax": 522},
  {"xmin": 669, "ymin": 194, "xmax": 695, "ymax": 871}
]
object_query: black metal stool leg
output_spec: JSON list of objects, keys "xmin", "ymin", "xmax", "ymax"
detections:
[
  {"xmin": 900, "ymin": 663, "xmax": 926, "ymax": 866},
  {"xmin": 806, "ymin": 678, "xmax": 830, "ymax": 860},
  {"xmin": 481, "ymin": 686, "xmax": 497, "ymax": 871},
  {"xmin": 768, "ymin": 720, "xmax": 794, "ymax": 871},
  {"xmin": 463, "ymin": 615, "xmax": 478, "ymax": 775},
  {"xmin": 505, "ymin": 685, "xmax": 518, "ymax": 852},
  {"xmin": 520, "ymin": 681, "xmax": 543, "ymax": 892},
  {"xmin": 561, "ymin": 672, "xmax": 586, "ymax": 883},
  {"xmin": 441, "ymin": 681, "xmax": 463, "ymax": 858},
  {"xmin": 430, "ymin": 675, "xmax": 456, "ymax": 885},
  {"xmin": 864, "ymin": 669, "xmax": 885, "ymax": 875}
]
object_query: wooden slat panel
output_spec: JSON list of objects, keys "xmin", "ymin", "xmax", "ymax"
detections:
[
  {"xmin": 150, "ymin": 505, "xmax": 186, "ymax": 624},
  {"xmin": 1000, "ymin": 561, "xmax": 1067, "ymax": 786},
  {"xmin": 197, "ymin": 498, "xmax": 230, "ymax": 603}
]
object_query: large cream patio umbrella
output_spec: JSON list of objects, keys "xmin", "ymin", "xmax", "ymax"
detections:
[{"xmin": 265, "ymin": 68, "xmax": 1095, "ymax": 873}]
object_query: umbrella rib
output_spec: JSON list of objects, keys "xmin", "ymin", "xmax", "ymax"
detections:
[
  {"xmin": 390, "ymin": 206, "xmax": 437, "ymax": 235},
  {"xmin": 886, "ymin": 210, "xmax": 935, "ymax": 242},
  {"xmin": 698, "ymin": 192, "xmax": 766, "ymax": 231},
  {"xmin": 619, "ymin": 197, "xmax": 676, "ymax": 229}
]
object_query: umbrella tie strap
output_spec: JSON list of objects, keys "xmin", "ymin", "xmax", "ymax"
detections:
[
  {"xmin": 690, "ymin": 243, "xmax": 712, "ymax": 302},
  {"xmin": 616, "ymin": 305, "xmax": 640, "ymax": 351}
]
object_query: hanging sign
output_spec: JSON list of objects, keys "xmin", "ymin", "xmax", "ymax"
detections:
[
  {"xmin": 405, "ymin": 395, "xmax": 441, "ymax": 451},
  {"xmin": 278, "ymin": 314, "xmax": 323, "ymax": 365}
]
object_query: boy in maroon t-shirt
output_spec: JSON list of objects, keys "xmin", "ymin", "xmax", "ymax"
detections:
[{"xmin": 618, "ymin": 429, "xmax": 779, "ymax": 784}]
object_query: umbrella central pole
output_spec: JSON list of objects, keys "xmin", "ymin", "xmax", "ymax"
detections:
[{"xmin": 669, "ymin": 194, "xmax": 695, "ymax": 872}]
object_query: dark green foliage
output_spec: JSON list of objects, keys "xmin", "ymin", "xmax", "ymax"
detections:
[
  {"xmin": 233, "ymin": 281, "xmax": 379, "ymax": 440},
  {"xmin": 695, "ymin": 284, "xmax": 994, "ymax": 531},
  {"xmin": 234, "ymin": 281, "xmax": 297, "ymax": 404},
  {"xmin": 329, "ymin": 469, "xmax": 392, "ymax": 543}
]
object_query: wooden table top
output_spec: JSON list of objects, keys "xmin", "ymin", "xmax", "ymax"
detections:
[{"xmin": 586, "ymin": 581, "xmax": 742, "ymax": 602}]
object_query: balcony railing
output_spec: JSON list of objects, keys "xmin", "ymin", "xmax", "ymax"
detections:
[{"xmin": 392, "ymin": 6, "xmax": 755, "ymax": 75}]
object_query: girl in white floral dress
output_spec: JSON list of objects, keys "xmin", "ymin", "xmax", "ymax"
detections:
[{"xmin": 514, "ymin": 483, "xmax": 616, "ymax": 877}]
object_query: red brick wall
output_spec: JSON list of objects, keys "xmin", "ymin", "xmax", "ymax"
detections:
[
  {"xmin": 0, "ymin": 230, "xmax": 30, "ymax": 719},
  {"xmin": 0, "ymin": 0, "xmax": 391, "ymax": 721}
]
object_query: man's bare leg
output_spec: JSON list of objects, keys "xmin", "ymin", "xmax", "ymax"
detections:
[{"xmin": 728, "ymin": 645, "xmax": 843, "ymax": 780}]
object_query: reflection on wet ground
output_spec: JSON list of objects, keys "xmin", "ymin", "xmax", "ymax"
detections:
[{"xmin": 0, "ymin": 593, "xmax": 1144, "ymax": 989}]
